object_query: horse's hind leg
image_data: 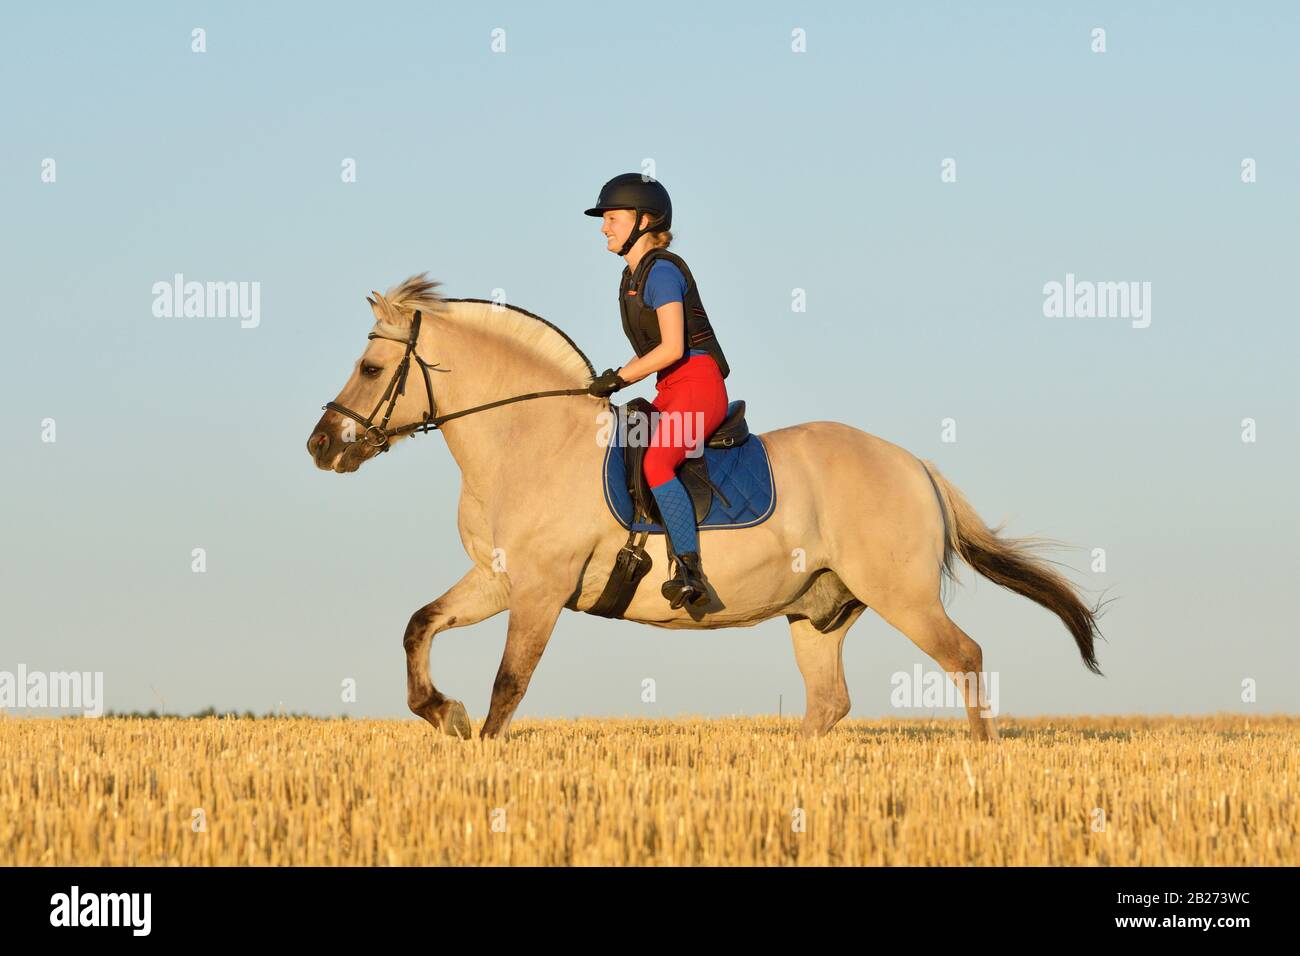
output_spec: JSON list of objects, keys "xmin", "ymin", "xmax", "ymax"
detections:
[
  {"xmin": 830, "ymin": 496, "xmax": 1000, "ymax": 742},
  {"xmin": 788, "ymin": 606, "xmax": 865, "ymax": 738},
  {"xmin": 874, "ymin": 602, "xmax": 1000, "ymax": 742}
]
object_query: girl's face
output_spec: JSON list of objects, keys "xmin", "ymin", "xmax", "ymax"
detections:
[{"xmin": 600, "ymin": 208, "xmax": 644, "ymax": 255}]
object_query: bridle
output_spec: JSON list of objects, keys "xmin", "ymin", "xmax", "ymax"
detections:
[
  {"xmin": 322, "ymin": 309, "xmax": 590, "ymax": 451},
  {"xmin": 323, "ymin": 309, "xmax": 439, "ymax": 449}
]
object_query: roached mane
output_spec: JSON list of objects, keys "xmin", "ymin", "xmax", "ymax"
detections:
[{"xmin": 374, "ymin": 273, "xmax": 596, "ymax": 381}]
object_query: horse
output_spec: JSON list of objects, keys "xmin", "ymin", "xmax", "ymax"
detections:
[{"xmin": 306, "ymin": 275, "xmax": 1105, "ymax": 742}]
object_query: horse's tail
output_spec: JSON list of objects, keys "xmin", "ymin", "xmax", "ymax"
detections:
[{"xmin": 920, "ymin": 459, "xmax": 1106, "ymax": 675}]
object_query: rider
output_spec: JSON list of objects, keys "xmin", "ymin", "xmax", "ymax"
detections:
[{"xmin": 585, "ymin": 173, "xmax": 731, "ymax": 610}]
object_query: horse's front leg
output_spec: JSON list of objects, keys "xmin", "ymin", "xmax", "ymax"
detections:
[
  {"xmin": 405, "ymin": 566, "xmax": 507, "ymax": 738},
  {"xmin": 479, "ymin": 581, "xmax": 567, "ymax": 740}
]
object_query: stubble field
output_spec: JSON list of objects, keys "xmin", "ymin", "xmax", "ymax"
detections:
[{"xmin": 1, "ymin": 714, "xmax": 1293, "ymax": 866}]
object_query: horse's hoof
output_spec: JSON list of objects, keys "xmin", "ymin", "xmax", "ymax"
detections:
[{"xmin": 443, "ymin": 700, "xmax": 472, "ymax": 739}]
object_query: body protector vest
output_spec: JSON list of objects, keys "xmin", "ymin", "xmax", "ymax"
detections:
[{"xmin": 618, "ymin": 249, "xmax": 731, "ymax": 379}]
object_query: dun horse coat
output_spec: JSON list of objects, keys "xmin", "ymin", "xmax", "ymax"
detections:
[{"xmin": 307, "ymin": 276, "xmax": 1104, "ymax": 742}]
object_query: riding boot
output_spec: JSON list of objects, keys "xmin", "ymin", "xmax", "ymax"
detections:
[
  {"xmin": 661, "ymin": 550, "xmax": 709, "ymax": 610},
  {"xmin": 649, "ymin": 477, "xmax": 709, "ymax": 609}
]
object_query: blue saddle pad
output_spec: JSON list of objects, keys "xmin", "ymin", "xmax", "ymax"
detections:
[{"xmin": 602, "ymin": 421, "xmax": 776, "ymax": 533}]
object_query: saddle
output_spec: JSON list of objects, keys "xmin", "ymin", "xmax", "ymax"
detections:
[
  {"xmin": 621, "ymin": 397, "xmax": 750, "ymax": 528},
  {"xmin": 582, "ymin": 397, "xmax": 773, "ymax": 620}
]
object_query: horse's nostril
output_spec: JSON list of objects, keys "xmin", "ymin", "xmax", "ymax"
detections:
[{"xmin": 308, "ymin": 431, "xmax": 330, "ymax": 457}]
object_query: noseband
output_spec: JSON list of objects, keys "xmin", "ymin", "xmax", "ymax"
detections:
[{"xmin": 322, "ymin": 309, "xmax": 590, "ymax": 452}]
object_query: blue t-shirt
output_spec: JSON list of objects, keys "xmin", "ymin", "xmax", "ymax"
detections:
[{"xmin": 642, "ymin": 260, "xmax": 708, "ymax": 356}]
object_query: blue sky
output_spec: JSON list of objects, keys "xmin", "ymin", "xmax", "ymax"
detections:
[{"xmin": 2, "ymin": 2, "xmax": 1296, "ymax": 719}]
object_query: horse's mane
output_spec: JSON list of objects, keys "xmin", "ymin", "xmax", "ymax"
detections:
[{"xmin": 373, "ymin": 273, "xmax": 596, "ymax": 381}]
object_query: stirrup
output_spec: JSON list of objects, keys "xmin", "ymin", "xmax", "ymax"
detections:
[{"xmin": 661, "ymin": 552, "xmax": 709, "ymax": 610}]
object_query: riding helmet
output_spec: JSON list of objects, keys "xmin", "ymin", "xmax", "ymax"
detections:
[{"xmin": 584, "ymin": 173, "xmax": 672, "ymax": 255}]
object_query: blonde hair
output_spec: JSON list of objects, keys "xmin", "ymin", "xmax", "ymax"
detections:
[{"xmin": 630, "ymin": 208, "xmax": 672, "ymax": 249}]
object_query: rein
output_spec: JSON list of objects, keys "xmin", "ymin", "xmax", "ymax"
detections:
[{"xmin": 323, "ymin": 309, "xmax": 590, "ymax": 451}]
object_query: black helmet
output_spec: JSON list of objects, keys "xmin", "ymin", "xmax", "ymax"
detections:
[{"xmin": 584, "ymin": 173, "xmax": 672, "ymax": 256}]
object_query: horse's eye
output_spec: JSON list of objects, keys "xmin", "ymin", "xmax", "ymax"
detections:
[{"xmin": 362, "ymin": 365, "xmax": 383, "ymax": 377}]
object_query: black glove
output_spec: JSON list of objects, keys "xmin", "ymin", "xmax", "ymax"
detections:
[{"xmin": 588, "ymin": 368, "xmax": 628, "ymax": 397}]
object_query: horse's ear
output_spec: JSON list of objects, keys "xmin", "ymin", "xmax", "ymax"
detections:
[{"xmin": 368, "ymin": 292, "xmax": 388, "ymax": 323}]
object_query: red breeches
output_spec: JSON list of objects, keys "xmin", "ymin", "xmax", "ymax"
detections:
[{"xmin": 643, "ymin": 354, "xmax": 729, "ymax": 488}]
